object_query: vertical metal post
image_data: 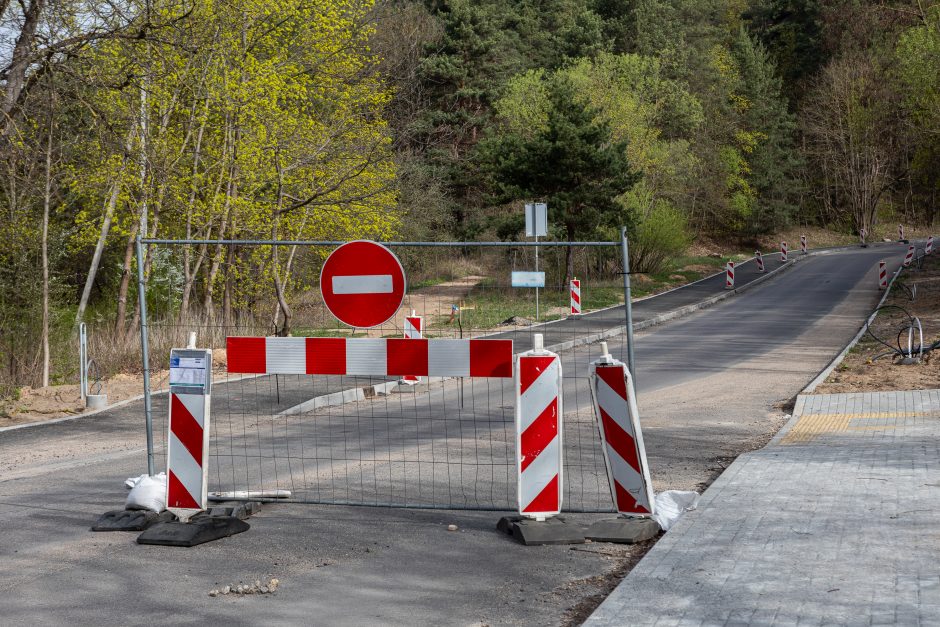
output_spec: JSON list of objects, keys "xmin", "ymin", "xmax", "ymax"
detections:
[
  {"xmin": 79, "ymin": 322, "xmax": 87, "ymax": 403},
  {"xmin": 535, "ymin": 233, "xmax": 540, "ymax": 321},
  {"xmin": 136, "ymin": 234, "xmax": 155, "ymax": 476},
  {"xmin": 620, "ymin": 227, "xmax": 636, "ymax": 381}
]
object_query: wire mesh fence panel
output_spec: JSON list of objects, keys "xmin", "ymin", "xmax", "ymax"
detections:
[{"xmin": 141, "ymin": 240, "xmax": 631, "ymax": 512}]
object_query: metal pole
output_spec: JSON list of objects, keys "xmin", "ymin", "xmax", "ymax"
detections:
[
  {"xmin": 535, "ymin": 233, "xmax": 539, "ymax": 321},
  {"xmin": 136, "ymin": 235, "xmax": 155, "ymax": 476},
  {"xmin": 620, "ymin": 226, "xmax": 636, "ymax": 381},
  {"xmin": 79, "ymin": 323, "xmax": 87, "ymax": 403}
]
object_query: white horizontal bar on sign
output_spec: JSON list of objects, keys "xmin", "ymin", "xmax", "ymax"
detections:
[
  {"xmin": 511, "ymin": 271, "xmax": 545, "ymax": 288},
  {"xmin": 332, "ymin": 275, "xmax": 393, "ymax": 294}
]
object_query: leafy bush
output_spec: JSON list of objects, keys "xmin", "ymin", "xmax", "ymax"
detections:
[{"xmin": 625, "ymin": 182, "xmax": 693, "ymax": 274}]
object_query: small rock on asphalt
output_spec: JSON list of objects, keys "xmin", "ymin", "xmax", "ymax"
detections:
[{"xmin": 447, "ymin": 524, "xmax": 458, "ymax": 531}]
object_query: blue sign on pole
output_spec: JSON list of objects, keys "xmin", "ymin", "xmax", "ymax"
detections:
[{"xmin": 511, "ymin": 271, "xmax": 546, "ymax": 288}]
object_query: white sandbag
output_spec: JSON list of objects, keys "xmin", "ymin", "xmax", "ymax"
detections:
[
  {"xmin": 652, "ymin": 490, "xmax": 700, "ymax": 531},
  {"xmin": 125, "ymin": 472, "xmax": 166, "ymax": 512}
]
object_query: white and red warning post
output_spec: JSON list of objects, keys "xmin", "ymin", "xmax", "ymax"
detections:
[
  {"xmin": 166, "ymin": 348, "xmax": 212, "ymax": 522},
  {"xmin": 589, "ymin": 345, "xmax": 655, "ymax": 516},
  {"xmin": 401, "ymin": 311, "xmax": 424, "ymax": 384},
  {"xmin": 515, "ymin": 335, "xmax": 563, "ymax": 520}
]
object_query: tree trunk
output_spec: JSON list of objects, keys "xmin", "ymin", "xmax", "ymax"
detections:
[
  {"xmin": 75, "ymin": 178, "xmax": 120, "ymax": 324},
  {"xmin": 40, "ymin": 109, "xmax": 52, "ymax": 388},
  {"xmin": 114, "ymin": 221, "xmax": 140, "ymax": 333}
]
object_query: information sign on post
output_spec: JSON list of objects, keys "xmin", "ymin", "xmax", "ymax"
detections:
[{"xmin": 320, "ymin": 240, "xmax": 407, "ymax": 328}]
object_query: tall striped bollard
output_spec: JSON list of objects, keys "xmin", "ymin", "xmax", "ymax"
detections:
[
  {"xmin": 515, "ymin": 334, "xmax": 563, "ymax": 520},
  {"xmin": 570, "ymin": 278, "xmax": 581, "ymax": 315},
  {"xmin": 927, "ymin": 236, "xmax": 934, "ymax": 255},
  {"xmin": 800, "ymin": 234, "xmax": 807, "ymax": 254},
  {"xmin": 755, "ymin": 250, "xmax": 764, "ymax": 272},
  {"xmin": 903, "ymin": 245, "xmax": 915, "ymax": 267},
  {"xmin": 899, "ymin": 224, "xmax": 905, "ymax": 241},
  {"xmin": 781, "ymin": 241, "xmax": 788, "ymax": 262},
  {"xmin": 725, "ymin": 261, "xmax": 735, "ymax": 289},
  {"xmin": 400, "ymin": 310, "xmax": 423, "ymax": 385},
  {"xmin": 879, "ymin": 261, "xmax": 887, "ymax": 289},
  {"xmin": 588, "ymin": 344, "xmax": 655, "ymax": 517},
  {"xmin": 166, "ymin": 347, "xmax": 212, "ymax": 522}
]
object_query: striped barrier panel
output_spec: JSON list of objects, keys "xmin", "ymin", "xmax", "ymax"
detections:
[
  {"xmin": 589, "ymin": 352, "xmax": 655, "ymax": 516},
  {"xmin": 781, "ymin": 241, "xmax": 788, "ymax": 262},
  {"xmin": 227, "ymin": 336, "xmax": 513, "ymax": 378},
  {"xmin": 904, "ymin": 245, "xmax": 915, "ymax": 267},
  {"xmin": 899, "ymin": 224, "xmax": 905, "ymax": 240},
  {"xmin": 515, "ymin": 337, "xmax": 563, "ymax": 519},
  {"xmin": 879, "ymin": 261, "xmax": 887, "ymax": 289},
  {"xmin": 927, "ymin": 236, "xmax": 934, "ymax": 255},
  {"xmin": 166, "ymin": 348, "xmax": 212, "ymax": 522},
  {"xmin": 725, "ymin": 261, "xmax": 735, "ymax": 289},
  {"xmin": 401, "ymin": 312, "xmax": 423, "ymax": 384},
  {"xmin": 800, "ymin": 235, "xmax": 807, "ymax": 254},
  {"xmin": 570, "ymin": 279, "xmax": 581, "ymax": 315},
  {"xmin": 755, "ymin": 250, "xmax": 764, "ymax": 272}
]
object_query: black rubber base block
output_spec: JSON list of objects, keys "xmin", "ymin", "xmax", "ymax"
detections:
[
  {"xmin": 91, "ymin": 510, "xmax": 174, "ymax": 532},
  {"xmin": 496, "ymin": 515, "xmax": 586, "ymax": 546},
  {"xmin": 137, "ymin": 516, "xmax": 249, "ymax": 547},
  {"xmin": 584, "ymin": 517, "xmax": 661, "ymax": 544}
]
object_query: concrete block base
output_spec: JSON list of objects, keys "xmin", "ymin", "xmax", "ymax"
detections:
[
  {"xmin": 496, "ymin": 515, "xmax": 586, "ymax": 546},
  {"xmin": 137, "ymin": 516, "xmax": 249, "ymax": 547},
  {"xmin": 584, "ymin": 517, "xmax": 661, "ymax": 544}
]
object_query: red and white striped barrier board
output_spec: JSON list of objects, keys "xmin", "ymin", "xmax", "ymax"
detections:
[
  {"xmin": 904, "ymin": 245, "xmax": 915, "ymax": 267},
  {"xmin": 589, "ymin": 353, "xmax": 655, "ymax": 516},
  {"xmin": 227, "ymin": 336, "xmax": 513, "ymax": 378},
  {"xmin": 755, "ymin": 250, "xmax": 764, "ymax": 272},
  {"xmin": 515, "ymin": 337, "xmax": 563, "ymax": 519},
  {"xmin": 570, "ymin": 279, "xmax": 581, "ymax": 315},
  {"xmin": 927, "ymin": 236, "xmax": 934, "ymax": 255},
  {"xmin": 401, "ymin": 312, "xmax": 423, "ymax": 384},
  {"xmin": 166, "ymin": 348, "xmax": 212, "ymax": 522},
  {"xmin": 879, "ymin": 261, "xmax": 887, "ymax": 289},
  {"xmin": 725, "ymin": 261, "xmax": 735, "ymax": 289},
  {"xmin": 800, "ymin": 235, "xmax": 807, "ymax": 254},
  {"xmin": 781, "ymin": 241, "xmax": 788, "ymax": 262},
  {"xmin": 899, "ymin": 224, "xmax": 905, "ymax": 241}
]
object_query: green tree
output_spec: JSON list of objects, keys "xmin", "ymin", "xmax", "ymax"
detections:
[{"xmin": 483, "ymin": 77, "xmax": 638, "ymax": 277}]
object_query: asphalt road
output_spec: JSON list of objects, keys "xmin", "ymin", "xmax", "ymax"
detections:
[{"xmin": 0, "ymin": 243, "xmax": 906, "ymax": 625}]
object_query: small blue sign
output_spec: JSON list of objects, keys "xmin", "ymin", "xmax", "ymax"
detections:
[{"xmin": 511, "ymin": 271, "xmax": 546, "ymax": 288}]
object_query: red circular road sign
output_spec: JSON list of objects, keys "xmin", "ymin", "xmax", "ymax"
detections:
[{"xmin": 320, "ymin": 240, "xmax": 406, "ymax": 328}]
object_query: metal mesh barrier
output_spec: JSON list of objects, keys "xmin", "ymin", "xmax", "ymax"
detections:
[{"xmin": 139, "ymin": 239, "xmax": 631, "ymax": 512}]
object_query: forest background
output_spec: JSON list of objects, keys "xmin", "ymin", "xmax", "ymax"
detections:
[{"xmin": 0, "ymin": 0, "xmax": 937, "ymax": 395}]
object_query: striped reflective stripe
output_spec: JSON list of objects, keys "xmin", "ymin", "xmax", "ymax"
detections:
[
  {"xmin": 904, "ymin": 245, "xmax": 915, "ymax": 267},
  {"xmin": 227, "ymin": 337, "xmax": 513, "ymax": 378},
  {"xmin": 570, "ymin": 280, "xmax": 581, "ymax": 314},
  {"xmin": 592, "ymin": 363, "xmax": 654, "ymax": 516},
  {"xmin": 167, "ymin": 393, "xmax": 207, "ymax": 512},
  {"xmin": 517, "ymin": 353, "xmax": 561, "ymax": 516}
]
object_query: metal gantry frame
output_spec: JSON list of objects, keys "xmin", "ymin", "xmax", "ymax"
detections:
[{"xmin": 135, "ymin": 232, "xmax": 638, "ymax": 476}]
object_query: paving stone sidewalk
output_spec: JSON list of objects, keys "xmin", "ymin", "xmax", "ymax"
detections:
[{"xmin": 587, "ymin": 389, "xmax": 940, "ymax": 626}]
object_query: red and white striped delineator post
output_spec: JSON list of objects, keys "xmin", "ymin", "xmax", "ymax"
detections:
[
  {"xmin": 899, "ymin": 224, "xmax": 905, "ymax": 241},
  {"xmin": 780, "ymin": 241, "xmax": 788, "ymax": 262},
  {"xmin": 588, "ymin": 346, "xmax": 655, "ymax": 517},
  {"xmin": 227, "ymin": 336, "xmax": 513, "ymax": 378},
  {"xmin": 166, "ymin": 348, "xmax": 212, "ymax": 522},
  {"xmin": 904, "ymin": 245, "xmax": 915, "ymax": 267},
  {"xmin": 725, "ymin": 261, "xmax": 735, "ymax": 289},
  {"xmin": 755, "ymin": 250, "xmax": 765, "ymax": 272},
  {"xmin": 879, "ymin": 261, "xmax": 887, "ymax": 289},
  {"xmin": 800, "ymin": 235, "xmax": 807, "ymax": 254},
  {"xmin": 927, "ymin": 236, "xmax": 934, "ymax": 255},
  {"xmin": 401, "ymin": 310, "xmax": 423, "ymax": 385},
  {"xmin": 570, "ymin": 278, "xmax": 581, "ymax": 315},
  {"xmin": 515, "ymin": 334, "xmax": 563, "ymax": 520}
]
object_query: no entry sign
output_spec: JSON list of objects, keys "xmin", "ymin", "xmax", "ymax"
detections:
[{"xmin": 320, "ymin": 240, "xmax": 406, "ymax": 328}]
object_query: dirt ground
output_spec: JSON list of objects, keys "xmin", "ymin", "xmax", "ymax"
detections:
[{"xmin": 814, "ymin": 251, "xmax": 940, "ymax": 394}]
